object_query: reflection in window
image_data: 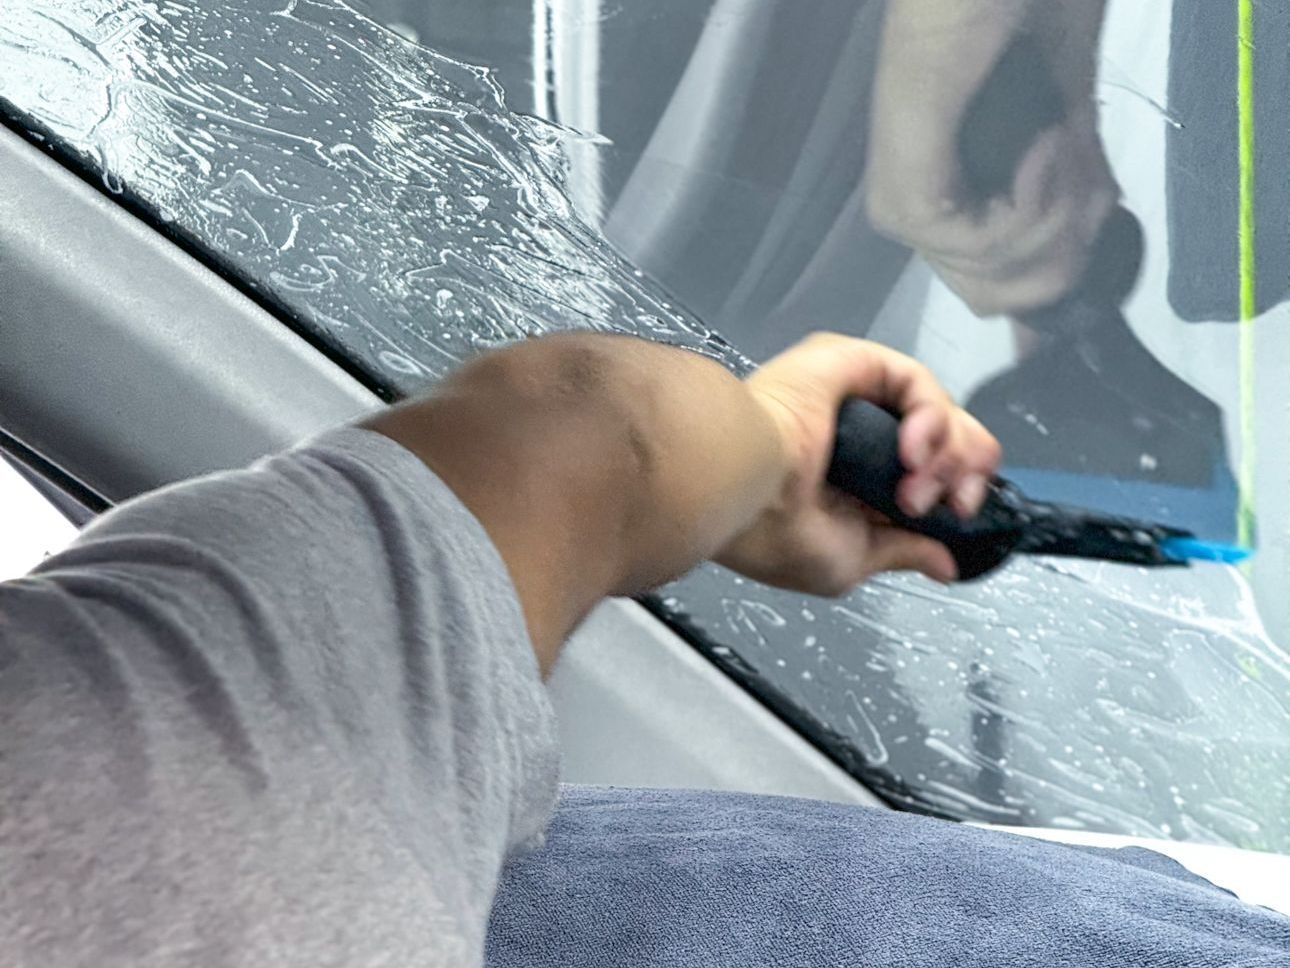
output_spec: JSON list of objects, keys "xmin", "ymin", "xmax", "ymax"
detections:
[{"xmin": 3, "ymin": 0, "xmax": 1286, "ymax": 851}]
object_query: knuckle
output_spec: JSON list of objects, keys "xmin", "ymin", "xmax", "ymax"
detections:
[
  {"xmin": 973, "ymin": 440, "xmax": 1003, "ymax": 473},
  {"xmin": 813, "ymin": 559, "xmax": 859, "ymax": 598},
  {"xmin": 905, "ymin": 360, "xmax": 945, "ymax": 400},
  {"xmin": 824, "ymin": 574, "xmax": 859, "ymax": 598},
  {"xmin": 866, "ymin": 188, "xmax": 945, "ymax": 243},
  {"xmin": 805, "ymin": 331, "xmax": 874, "ymax": 360},
  {"xmin": 908, "ymin": 358, "xmax": 937, "ymax": 385},
  {"xmin": 985, "ymin": 435, "xmax": 1004, "ymax": 464},
  {"xmin": 805, "ymin": 329, "xmax": 845, "ymax": 346}
]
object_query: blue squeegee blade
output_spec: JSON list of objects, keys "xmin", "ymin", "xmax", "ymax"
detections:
[{"xmin": 1159, "ymin": 536, "xmax": 1253, "ymax": 565}]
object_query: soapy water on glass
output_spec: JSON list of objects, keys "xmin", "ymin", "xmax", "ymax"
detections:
[{"xmin": 1, "ymin": 0, "xmax": 1286, "ymax": 849}]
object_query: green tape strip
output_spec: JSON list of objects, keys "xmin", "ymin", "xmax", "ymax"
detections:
[{"xmin": 1237, "ymin": 0, "xmax": 1257, "ymax": 550}]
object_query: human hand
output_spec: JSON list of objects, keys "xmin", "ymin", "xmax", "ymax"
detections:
[
  {"xmin": 865, "ymin": 0, "xmax": 1118, "ymax": 316},
  {"xmin": 716, "ymin": 333, "xmax": 1002, "ymax": 594}
]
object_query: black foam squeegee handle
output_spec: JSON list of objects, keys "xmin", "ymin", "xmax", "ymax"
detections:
[
  {"xmin": 827, "ymin": 398, "xmax": 1023, "ymax": 580},
  {"xmin": 957, "ymin": 31, "xmax": 1066, "ymax": 202}
]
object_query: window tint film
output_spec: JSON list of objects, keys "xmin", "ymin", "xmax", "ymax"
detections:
[{"xmin": 4, "ymin": 0, "xmax": 1287, "ymax": 850}]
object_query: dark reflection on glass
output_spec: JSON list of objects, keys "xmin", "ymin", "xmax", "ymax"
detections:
[{"xmin": 3, "ymin": 0, "xmax": 1287, "ymax": 850}]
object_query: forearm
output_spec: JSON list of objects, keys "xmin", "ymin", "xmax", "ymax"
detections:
[{"xmin": 363, "ymin": 333, "xmax": 787, "ymax": 673}]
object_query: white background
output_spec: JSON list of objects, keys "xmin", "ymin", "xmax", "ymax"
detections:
[{"xmin": 0, "ymin": 458, "xmax": 77, "ymax": 580}]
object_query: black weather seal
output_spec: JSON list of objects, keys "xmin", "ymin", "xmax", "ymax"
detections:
[
  {"xmin": 0, "ymin": 428, "xmax": 107, "ymax": 526},
  {"xmin": 0, "ymin": 106, "xmax": 401, "ymax": 405}
]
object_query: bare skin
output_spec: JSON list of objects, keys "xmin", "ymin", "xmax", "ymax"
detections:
[
  {"xmin": 866, "ymin": 0, "xmax": 1118, "ymax": 316},
  {"xmin": 365, "ymin": 332, "xmax": 1000, "ymax": 674}
]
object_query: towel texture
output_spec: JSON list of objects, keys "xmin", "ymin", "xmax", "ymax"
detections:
[{"xmin": 487, "ymin": 786, "xmax": 1290, "ymax": 967}]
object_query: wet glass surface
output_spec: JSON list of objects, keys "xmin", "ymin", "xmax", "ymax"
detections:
[{"xmin": 3, "ymin": 0, "xmax": 1287, "ymax": 849}]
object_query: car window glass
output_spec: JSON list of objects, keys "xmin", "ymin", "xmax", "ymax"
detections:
[{"xmin": 3, "ymin": 0, "xmax": 1287, "ymax": 851}]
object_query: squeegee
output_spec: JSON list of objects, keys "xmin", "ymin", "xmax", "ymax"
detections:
[
  {"xmin": 824, "ymin": 35, "xmax": 1249, "ymax": 579},
  {"xmin": 827, "ymin": 396, "xmax": 1249, "ymax": 580}
]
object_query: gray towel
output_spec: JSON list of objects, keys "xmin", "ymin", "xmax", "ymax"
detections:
[{"xmin": 487, "ymin": 786, "xmax": 1290, "ymax": 967}]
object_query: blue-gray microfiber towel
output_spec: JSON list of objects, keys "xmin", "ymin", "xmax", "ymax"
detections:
[{"xmin": 487, "ymin": 785, "xmax": 1290, "ymax": 967}]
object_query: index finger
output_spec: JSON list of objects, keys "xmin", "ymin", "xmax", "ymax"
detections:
[
  {"xmin": 756, "ymin": 333, "xmax": 956, "ymax": 473},
  {"xmin": 772, "ymin": 333, "xmax": 953, "ymax": 415},
  {"xmin": 805, "ymin": 334, "xmax": 957, "ymax": 462}
]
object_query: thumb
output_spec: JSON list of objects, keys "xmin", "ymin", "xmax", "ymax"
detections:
[{"xmin": 864, "ymin": 527, "xmax": 959, "ymax": 584}]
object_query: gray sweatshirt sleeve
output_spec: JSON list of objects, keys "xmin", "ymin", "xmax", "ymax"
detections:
[{"xmin": 0, "ymin": 427, "xmax": 560, "ymax": 968}]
